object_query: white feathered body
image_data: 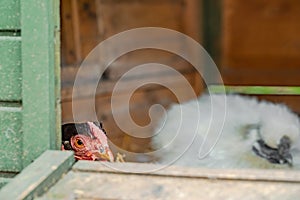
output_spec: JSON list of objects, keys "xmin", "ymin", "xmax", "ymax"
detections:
[{"xmin": 152, "ymin": 94, "xmax": 300, "ymax": 169}]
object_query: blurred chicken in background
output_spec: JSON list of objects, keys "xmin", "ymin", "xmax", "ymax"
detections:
[{"xmin": 152, "ymin": 94, "xmax": 300, "ymax": 169}]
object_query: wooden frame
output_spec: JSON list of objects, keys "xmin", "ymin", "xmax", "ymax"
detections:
[
  {"xmin": 0, "ymin": 0, "xmax": 60, "ymax": 177},
  {"xmin": 21, "ymin": 0, "xmax": 61, "ymax": 168}
]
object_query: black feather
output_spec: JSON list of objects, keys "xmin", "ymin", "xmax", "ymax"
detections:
[{"xmin": 61, "ymin": 122, "xmax": 106, "ymax": 150}]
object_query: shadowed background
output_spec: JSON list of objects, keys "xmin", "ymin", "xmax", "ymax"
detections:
[{"xmin": 60, "ymin": 0, "xmax": 300, "ymax": 159}]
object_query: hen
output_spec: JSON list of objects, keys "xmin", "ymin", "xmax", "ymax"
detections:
[
  {"xmin": 62, "ymin": 121, "xmax": 114, "ymax": 161},
  {"xmin": 152, "ymin": 94, "xmax": 300, "ymax": 169}
]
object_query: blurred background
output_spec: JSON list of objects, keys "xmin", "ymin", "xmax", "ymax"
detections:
[{"xmin": 60, "ymin": 0, "xmax": 300, "ymax": 159}]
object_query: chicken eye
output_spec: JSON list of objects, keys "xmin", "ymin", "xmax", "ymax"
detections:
[{"xmin": 75, "ymin": 138, "xmax": 84, "ymax": 148}]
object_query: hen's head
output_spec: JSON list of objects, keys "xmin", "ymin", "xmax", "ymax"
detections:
[{"xmin": 62, "ymin": 122, "xmax": 114, "ymax": 161}]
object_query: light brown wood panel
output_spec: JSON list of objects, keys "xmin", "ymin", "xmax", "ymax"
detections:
[
  {"xmin": 221, "ymin": 0, "xmax": 300, "ymax": 85},
  {"xmin": 96, "ymin": 0, "xmax": 184, "ymax": 39},
  {"xmin": 256, "ymin": 95, "xmax": 300, "ymax": 114},
  {"xmin": 60, "ymin": 0, "xmax": 77, "ymax": 65},
  {"xmin": 62, "ymin": 80, "xmax": 200, "ymax": 153},
  {"xmin": 60, "ymin": 0, "xmax": 204, "ymax": 154},
  {"xmin": 61, "ymin": 70, "xmax": 198, "ymax": 100}
]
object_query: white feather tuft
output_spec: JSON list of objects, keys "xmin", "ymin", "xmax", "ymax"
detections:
[{"xmin": 152, "ymin": 94, "xmax": 300, "ymax": 169}]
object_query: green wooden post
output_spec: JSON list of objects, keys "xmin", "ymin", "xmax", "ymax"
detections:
[
  {"xmin": 0, "ymin": 0, "xmax": 20, "ymax": 30},
  {"xmin": 0, "ymin": 0, "xmax": 23, "ymax": 173},
  {"xmin": 21, "ymin": 0, "xmax": 61, "ymax": 167},
  {"xmin": 54, "ymin": 0, "xmax": 62, "ymax": 151}
]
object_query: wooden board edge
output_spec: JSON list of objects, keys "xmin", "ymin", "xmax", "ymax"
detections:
[
  {"xmin": 0, "ymin": 150, "xmax": 75, "ymax": 200},
  {"xmin": 207, "ymin": 85, "xmax": 300, "ymax": 95},
  {"xmin": 73, "ymin": 161, "xmax": 300, "ymax": 183},
  {"xmin": 0, "ymin": 178, "xmax": 11, "ymax": 189}
]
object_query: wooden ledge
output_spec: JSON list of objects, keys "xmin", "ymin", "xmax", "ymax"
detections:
[
  {"xmin": 73, "ymin": 161, "xmax": 300, "ymax": 183},
  {"xmin": 0, "ymin": 150, "xmax": 75, "ymax": 200}
]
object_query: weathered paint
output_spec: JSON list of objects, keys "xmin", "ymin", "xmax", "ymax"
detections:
[
  {"xmin": 53, "ymin": 0, "xmax": 62, "ymax": 150},
  {"xmin": 21, "ymin": 0, "xmax": 61, "ymax": 167},
  {"xmin": 37, "ymin": 161, "xmax": 300, "ymax": 200},
  {"xmin": 0, "ymin": 178, "xmax": 11, "ymax": 189},
  {"xmin": 0, "ymin": 37, "xmax": 22, "ymax": 101},
  {"xmin": 0, "ymin": 151, "xmax": 75, "ymax": 200},
  {"xmin": 0, "ymin": 107, "xmax": 22, "ymax": 172},
  {"xmin": 0, "ymin": 0, "xmax": 20, "ymax": 30},
  {"xmin": 0, "ymin": 0, "xmax": 60, "ymax": 173}
]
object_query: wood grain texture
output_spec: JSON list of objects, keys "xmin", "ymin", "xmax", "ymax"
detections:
[
  {"xmin": 60, "ymin": 0, "xmax": 77, "ymax": 65},
  {"xmin": 60, "ymin": 0, "xmax": 204, "ymax": 156},
  {"xmin": 96, "ymin": 0, "xmax": 184, "ymax": 38},
  {"xmin": 38, "ymin": 161, "xmax": 300, "ymax": 200},
  {"xmin": 221, "ymin": 0, "xmax": 300, "ymax": 85},
  {"xmin": 62, "ymin": 78, "xmax": 199, "ymax": 157}
]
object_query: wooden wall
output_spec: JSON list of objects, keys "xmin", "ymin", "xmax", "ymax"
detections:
[
  {"xmin": 220, "ymin": 0, "xmax": 300, "ymax": 113},
  {"xmin": 60, "ymin": 0, "xmax": 202, "ymax": 157},
  {"xmin": 60, "ymin": 0, "xmax": 300, "ymax": 158},
  {"xmin": 222, "ymin": 0, "xmax": 300, "ymax": 86}
]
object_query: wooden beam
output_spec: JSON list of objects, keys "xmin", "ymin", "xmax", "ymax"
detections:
[
  {"xmin": 208, "ymin": 85, "xmax": 300, "ymax": 95},
  {"xmin": 21, "ymin": 0, "xmax": 61, "ymax": 167},
  {"xmin": 73, "ymin": 161, "xmax": 300, "ymax": 183},
  {"xmin": 0, "ymin": 150, "xmax": 75, "ymax": 200},
  {"xmin": 0, "ymin": 178, "xmax": 11, "ymax": 189}
]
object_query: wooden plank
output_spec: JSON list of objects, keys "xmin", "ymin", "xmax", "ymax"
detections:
[
  {"xmin": 221, "ymin": 0, "xmax": 300, "ymax": 85},
  {"xmin": 77, "ymin": 0, "xmax": 100, "ymax": 40},
  {"xmin": 0, "ymin": 178, "xmax": 11, "ymax": 189},
  {"xmin": 0, "ymin": 36, "xmax": 22, "ymax": 101},
  {"xmin": 0, "ymin": 0, "xmax": 20, "ymax": 29},
  {"xmin": 0, "ymin": 150, "xmax": 75, "ymax": 200},
  {"xmin": 208, "ymin": 85, "xmax": 300, "ymax": 95},
  {"xmin": 61, "ymin": 56, "xmax": 195, "ymax": 85},
  {"xmin": 62, "ymin": 82, "xmax": 198, "ymax": 157},
  {"xmin": 256, "ymin": 95, "xmax": 300, "ymax": 114},
  {"xmin": 0, "ymin": 107, "xmax": 22, "ymax": 172},
  {"xmin": 53, "ymin": 0, "xmax": 62, "ymax": 151},
  {"xmin": 222, "ymin": 0, "xmax": 300, "ymax": 69},
  {"xmin": 221, "ymin": 68, "xmax": 300, "ymax": 86},
  {"xmin": 38, "ymin": 161, "xmax": 300, "ymax": 199},
  {"xmin": 73, "ymin": 161, "xmax": 300, "ymax": 182},
  {"xmin": 104, "ymin": 53, "xmax": 195, "ymax": 80},
  {"xmin": 70, "ymin": 0, "xmax": 82, "ymax": 63},
  {"xmin": 183, "ymin": 0, "xmax": 202, "ymax": 42},
  {"xmin": 21, "ymin": 0, "xmax": 60, "ymax": 167},
  {"xmin": 96, "ymin": 0, "xmax": 184, "ymax": 38},
  {"xmin": 61, "ymin": 0, "xmax": 78, "ymax": 65},
  {"xmin": 62, "ymin": 70, "xmax": 196, "ymax": 100}
]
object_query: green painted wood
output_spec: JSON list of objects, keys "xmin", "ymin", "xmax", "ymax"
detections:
[
  {"xmin": 0, "ymin": 106, "xmax": 22, "ymax": 172},
  {"xmin": 0, "ymin": 0, "xmax": 20, "ymax": 30},
  {"xmin": 53, "ymin": 0, "xmax": 62, "ymax": 150},
  {"xmin": 0, "ymin": 31, "xmax": 20, "ymax": 37},
  {"xmin": 208, "ymin": 85, "xmax": 300, "ymax": 95},
  {"xmin": 0, "ymin": 36, "xmax": 22, "ymax": 101},
  {"xmin": 0, "ymin": 150, "xmax": 75, "ymax": 200},
  {"xmin": 21, "ymin": 0, "xmax": 61, "ymax": 167},
  {"xmin": 0, "ymin": 178, "xmax": 11, "ymax": 189}
]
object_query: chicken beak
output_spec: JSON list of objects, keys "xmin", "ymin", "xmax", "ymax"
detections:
[{"xmin": 91, "ymin": 148, "xmax": 114, "ymax": 162}]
